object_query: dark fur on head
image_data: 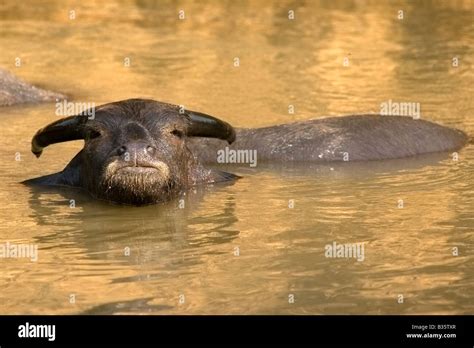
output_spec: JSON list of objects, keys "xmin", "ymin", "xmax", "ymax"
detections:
[{"xmin": 25, "ymin": 99, "xmax": 237, "ymax": 205}]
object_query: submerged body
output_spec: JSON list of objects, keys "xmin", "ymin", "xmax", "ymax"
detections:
[
  {"xmin": 189, "ymin": 115, "xmax": 468, "ymax": 163},
  {"xmin": 0, "ymin": 68, "xmax": 65, "ymax": 106},
  {"xmin": 24, "ymin": 99, "xmax": 468, "ymax": 205}
]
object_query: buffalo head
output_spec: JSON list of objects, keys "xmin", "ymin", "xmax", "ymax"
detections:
[{"xmin": 27, "ymin": 99, "xmax": 236, "ymax": 205}]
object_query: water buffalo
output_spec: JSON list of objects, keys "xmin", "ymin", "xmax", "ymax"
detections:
[
  {"xmin": 24, "ymin": 98, "xmax": 468, "ymax": 205},
  {"xmin": 0, "ymin": 68, "xmax": 65, "ymax": 106}
]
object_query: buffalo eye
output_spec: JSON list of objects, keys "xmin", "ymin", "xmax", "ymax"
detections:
[
  {"xmin": 84, "ymin": 128, "xmax": 102, "ymax": 140},
  {"xmin": 170, "ymin": 129, "xmax": 184, "ymax": 139}
]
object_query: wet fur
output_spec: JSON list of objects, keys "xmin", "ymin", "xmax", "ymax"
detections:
[{"xmin": 24, "ymin": 100, "xmax": 468, "ymax": 205}]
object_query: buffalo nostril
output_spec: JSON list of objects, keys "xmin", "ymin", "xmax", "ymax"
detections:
[
  {"xmin": 146, "ymin": 146, "xmax": 155, "ymax": 154},
  {"xmin": 117, "ymin": 146, "xmax": 127, "ymax": 156}
]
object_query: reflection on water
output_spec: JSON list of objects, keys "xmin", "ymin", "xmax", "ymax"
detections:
[{"xmin": 0, "ymin": 0, "xmax": 473, "ymax": 314}]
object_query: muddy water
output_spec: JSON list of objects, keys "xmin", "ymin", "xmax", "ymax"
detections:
[{"xmin": 0, "ymin": 0, "xmax": 472, "ymax": 314}]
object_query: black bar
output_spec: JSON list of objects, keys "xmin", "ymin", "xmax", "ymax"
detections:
[{"xmin": 0, "ymin": 315, "xmax": 472, "ymax": 346}]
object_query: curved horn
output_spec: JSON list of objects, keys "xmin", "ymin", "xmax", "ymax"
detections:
[
  {"xmin": 31, "ymin": 115, "xmax": 89, "ymax": 158},
  {"xmin": 185, "ymin": 110, "xmax": 236, "ymax": 144}
]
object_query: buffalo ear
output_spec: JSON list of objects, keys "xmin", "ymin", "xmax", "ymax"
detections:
[
  {"xmin": 184, "ymin": 110, "xmax": 236, "ymax": 144},
  {"xmin": 31, "ymin": 115, "xmax": 89, "ymax": 158}
]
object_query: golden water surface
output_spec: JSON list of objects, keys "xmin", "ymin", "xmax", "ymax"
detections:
[{"xmin": 0, "ymin": 0, "xmax": 472, "ymax": 314}]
